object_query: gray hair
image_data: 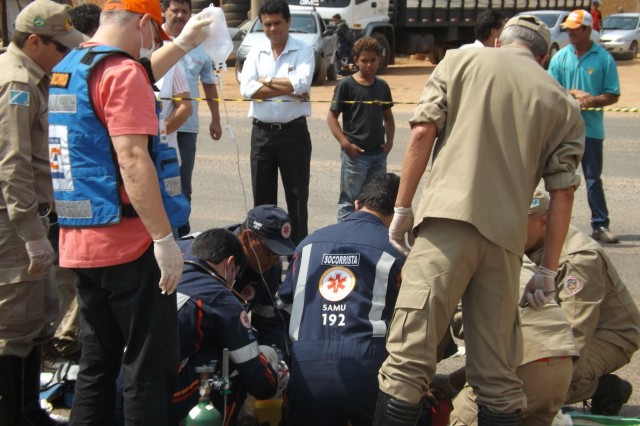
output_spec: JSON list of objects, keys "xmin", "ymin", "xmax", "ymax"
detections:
[
  {"xmin": 100, "ymin": 9, "xmax": 138, "ymax": 26},
  {"xmin": 499, "ymin": 25, "xmax": 548, "ymax": 57}
]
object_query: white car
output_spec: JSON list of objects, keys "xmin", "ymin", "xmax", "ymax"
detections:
[
  {"xmin": 518, "ymin": 10, "xmax": 601, "ymax": 62},
  {"xmin": 235, "ymin": 7, "xmax": 338, "ymax": 85},
  {"xmin": 227, "ymin": 19, "xmax": 252, "ymax": 64},
  {"xmin": 600, "ymin": 13, "xmax": 640, "ymax": 60}
]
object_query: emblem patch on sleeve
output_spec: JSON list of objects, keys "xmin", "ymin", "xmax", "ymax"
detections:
[
  {"xmin": 240, "ymin": 310, "xmax": 252, "ymax": 329},
  {"xmin": 318, "ymin": 266, "xmax": 355, "ymax": 302},
  {"xmin": 563, "ymin": 276, "xmax": 583, "ymax": 296},
  {"xmin": 240, "ymin": 284, "xmax": 256, "ymax": 301},
  {"xmin": 9, "ymin": 90, "xmax": 29, "ymax": 106}
]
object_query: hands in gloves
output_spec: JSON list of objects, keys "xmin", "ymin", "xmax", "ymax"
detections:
[
  {"xmin": 153, "ymin": 233, "xmax": 183, "ymax": 295},
  {"xmin": 519, "ymin": 266, "xmax": 557, "ymax": 310},
  {"xmin": 389, "ymin": 207, "xmax": 414, "ymax": 255},
  {"xmin": 173, "ymin": 11, "xmax": 214, "ymax": 53},
  {"xmin": 25, "ymin": 237, "xmax": 54, "ymax": 275}
]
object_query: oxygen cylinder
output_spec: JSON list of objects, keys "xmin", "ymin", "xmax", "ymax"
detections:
[
  {"xmin": 186, "ymin": 365, "xmax": 222, "ymax": 426},
  {"xmin": 185, "ymin": 399, "xmax": 222, "ymax": 426}
]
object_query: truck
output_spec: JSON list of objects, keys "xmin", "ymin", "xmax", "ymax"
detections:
[{"xmin": 287, "ymin": 0, "xmax": 593, "ymax": 71}]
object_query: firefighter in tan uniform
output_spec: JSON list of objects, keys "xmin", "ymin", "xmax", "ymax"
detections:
[
  {"xmin": 526, "ymin": 190, "xmax": 640, "ymax": 416},
  {"xmin": 374, "ymin": 16, "xmax": 585, "ymax": 425},
  {"xmin": 0, "ymin": 1, "xmax": 85, "ymax": 424},
  {"xmin": 437, "ymin": 191, "xmax": 579, "ymax": 426}
]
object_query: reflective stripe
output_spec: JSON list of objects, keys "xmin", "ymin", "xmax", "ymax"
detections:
[
  {"xmin": 55, "ymin": 199, "xmax": 93, "ymax": 219},
  {"xmin": 289, "ymin": 244, "xmax": 313, "ymax": 342},
  {"xmin": 176, "ymin": 292, "xmax": 190, "ymax": 311},
  {"xmin": 229, "ymin": 341, "xmax": 260, "ymax": 364},
  {"xmin": 369, "ymin": 252, "xmax": 395, "ymax": 337},
  {"xmin": 49, "ymin": 94, "xmax": 77, "ymax": 113}
]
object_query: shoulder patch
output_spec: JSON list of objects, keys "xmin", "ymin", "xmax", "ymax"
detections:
[
  {"xmin": 318, "ymin": 266, "xmax": 356, "ymax": 302},
  {"xmin": 50, "ymin": 72, "xmax": 71, "ymax": 88},
  {"xmin": 240, "ymin": 284, "xmax": 256, "ymax": 301},
  {"xmin": 563, "ymin": 276, "xmax": 583, "ymax": 296},
  {"xmin": 9, "ymin": 90, "xmax": 29, "ymax": 106},
  {"xmin": 240, "ymin": 310, "xmax": 252, "ymax": 329}
]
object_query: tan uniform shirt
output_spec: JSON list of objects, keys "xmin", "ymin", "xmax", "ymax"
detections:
[
  {"xmin": 520, "ymin": 256, "xmax": 578, "ymax": 364},
  {"xmin": 0, "ymin": 44, "xmax": 53, "ymax": 283},
  {"xmin": 529, "ymin": 226, "xmax": 640, "ymax": 361},
  {"xmin": 410, "ymin": 47, "xmax": 584, "ymax": 255}
]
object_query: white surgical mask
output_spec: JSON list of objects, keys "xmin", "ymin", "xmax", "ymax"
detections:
[{"xmin": 139, "ymin": 20, "xmax": 155, "ymax": 60}]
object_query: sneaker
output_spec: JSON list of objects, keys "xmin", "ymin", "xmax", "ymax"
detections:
[
  {"xmin": 592, "ymin": 227, "xmax": 620, "ymax": 244},
  {"xmin": 590, "ymin": 374, "xmax": 632, "ymax": 416}
]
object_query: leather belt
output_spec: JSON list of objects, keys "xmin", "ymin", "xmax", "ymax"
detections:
[{"xmin": 252, "ymin": 116, "xmax": 306, "ymax": 131}]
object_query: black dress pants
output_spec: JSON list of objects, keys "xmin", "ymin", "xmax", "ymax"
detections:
[{"xmin": 250, "ymin": 118, "xmax": 312, "ymax": 245}]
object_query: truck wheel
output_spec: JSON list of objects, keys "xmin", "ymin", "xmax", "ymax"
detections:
[
  {"xmin": 624, "ymin": 41, "xmax": 637, "ymax": 60},
  {"xmin": 327, "ymin": 54, "xmax": 338, "ymax": 81},
  {"xmin": 221, "ymin": 3, "xmax": 248, "ymax": 12},
  {"xmin": 235, "ymin": 59, "xmax": 242, "ymax": 83},
  {"xmin": 428, "ymin": 46, "xmax": 445, "ymax": 65},
  {"xmin": 192, "ymin": 0, "xmax": 216, "ymax": 12},
  {"xmin": 313, "ymin": 57, "xmax": 328, "ymax": 86},
  {"xmin": 373, "ymin": 33, "xmax": 391, "ymax": 73}
]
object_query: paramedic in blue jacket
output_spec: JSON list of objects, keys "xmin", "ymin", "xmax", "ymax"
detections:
[
  {"xmin": 226, "ymin": 205, "xmax": 297, "ymax": 358},
  {"xmin": 170, "ymin": 228, "xmax": 279, "ymax": 424},
  {"xmin": 277, "ymin": 173, "xmax": 405, "ymax": 425}
]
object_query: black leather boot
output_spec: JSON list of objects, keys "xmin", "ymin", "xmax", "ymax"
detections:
[
  {"xmin": 373, "ymin": 391, "xmax": 423, "ymax": 426},
  {"xmin": 591, "ymin": 374, "xmax": 632, "ymax": 416},
  {"xmin": 0, "ymin": 354, "xmax": 21, "ymax": 425},
  {"xmin": 478, "ymin": 405, "xmax": 522, "ymax": 426},
  {"xmin": 20, "ymin": 346, "xmax": 67, "ymax": 425}
]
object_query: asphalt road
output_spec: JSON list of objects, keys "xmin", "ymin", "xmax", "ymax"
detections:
[{"xmin": 189, "ymin": 93, "xmax": 640, "ymax": 417}]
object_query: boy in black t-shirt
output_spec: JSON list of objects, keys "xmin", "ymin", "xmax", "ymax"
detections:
[{"xmin": 327, "ymin": 37, "xmax": 395, "ymax": 221}]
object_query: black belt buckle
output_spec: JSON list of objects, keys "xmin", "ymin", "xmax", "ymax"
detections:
[
  {"xmin": 38, "ymin": 204, "xmax": 51, "ymax": 218},
  {"xmin": 271, "ymin": 123, "xmax": 282, "ymax": 130}
]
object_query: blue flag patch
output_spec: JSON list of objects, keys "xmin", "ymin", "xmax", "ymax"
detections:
[{"xmin": 9, "ymin": 90, "xmax": 29, "ymax": 106}]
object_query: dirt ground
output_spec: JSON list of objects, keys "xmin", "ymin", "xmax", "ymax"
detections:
[{"xmin": 214, "ymin": 52, "xmax": 640, "ymax": 116}]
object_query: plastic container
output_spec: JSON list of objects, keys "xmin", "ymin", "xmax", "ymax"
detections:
[{"xmin": 199, "ymin": 4, "xmax": 233, "ymax": 70}]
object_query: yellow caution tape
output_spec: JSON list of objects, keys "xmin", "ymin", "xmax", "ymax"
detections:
[{"xmin": 158, "ymin": 97, "xmax": 640, "ymax": 111}]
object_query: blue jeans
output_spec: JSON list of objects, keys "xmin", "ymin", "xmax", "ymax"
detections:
[
  {"xmin": 177, "ymin": 132, "xmax": 197, "ymax": 236},
  {"xmin": 338, "ymin": 150, "xmax": 387, "ymax": 222},
  {"xmin": 582, "ymin": 137, "xmax": 610, "ymax": 230},
  {"xmin": 337, "ymin": 40, "xmax": 354, "ymax": 72}
]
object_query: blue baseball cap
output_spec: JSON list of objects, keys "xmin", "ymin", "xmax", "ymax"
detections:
[{"xmin": 245, "ymin": 205, "xmax": 296, "ymax": 256}]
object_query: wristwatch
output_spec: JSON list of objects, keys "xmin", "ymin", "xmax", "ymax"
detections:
[{"xmin": 265, "ymin": 76, "xmax": 272, "ymax": 87}]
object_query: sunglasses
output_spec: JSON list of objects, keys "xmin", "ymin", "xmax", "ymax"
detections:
[
  {"xmin": 39, "ymin": 35, "xmax": 70, "ymax": 54},
  {"xmin": 255, "ymin": 234, "xmax": 280, "ymax": 261}
]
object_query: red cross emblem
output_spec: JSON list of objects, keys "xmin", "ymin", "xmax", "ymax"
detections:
[
  {"xmin": 328, "ymin": 274, "xmax": 346, "ymax": 293},
  {"xmin": 319, "ymin": 267, "xmax": 355, "ymax": 302}
]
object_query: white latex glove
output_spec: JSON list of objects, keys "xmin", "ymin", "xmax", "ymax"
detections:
[
  {"xmin": 25, "ymin": 237, "xmax": 54, "ymax": 275},
  {"xmin": 153, "ymin": 233, "xmax": 183, "ymax": 295},
  {"xmin": 173, "ymin": 11, "xmax": 214, "ymax": 53},
  {"xmin": 389, "ymin": 207, "xmax": 415, "ymax": 255},
  {"xmin": 519, "ymin": 266, "xmax": 557, "ymax": 310}
]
